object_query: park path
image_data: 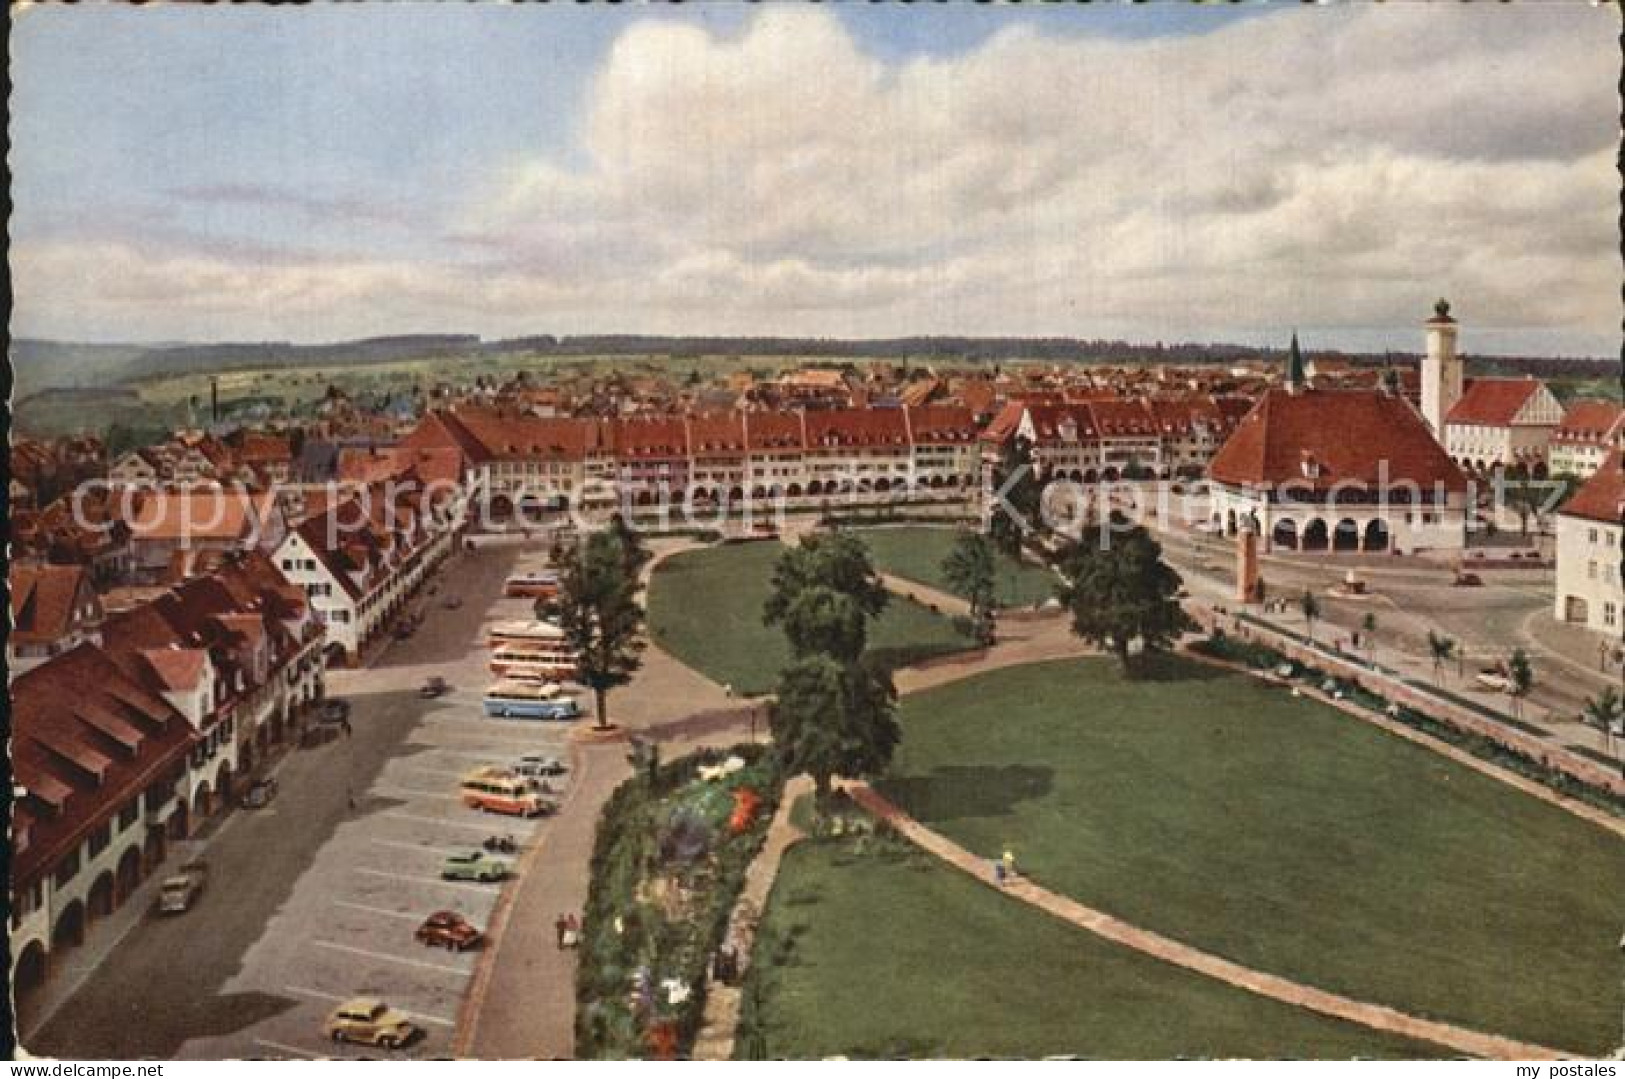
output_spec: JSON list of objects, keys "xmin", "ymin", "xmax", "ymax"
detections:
[
  {"xmin": 690, "ymin": 775, "xmax": 813, "ymax": 1061},
  {"xmin": 843, "ymin": 782, "xmax": 1568, "ymax": 1062}
]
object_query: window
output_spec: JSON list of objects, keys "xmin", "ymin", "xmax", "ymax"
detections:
[
  {"xmin": 1606, "ymin": 602, "xmax": 1618, "ymax": 629},
  {"xmin": 1589, "ymin": 561, "xmax": 1598, "ymax": 580},
  {"xmin": 88, "ymin": 822, "xmax": 111, "ymax": 858},
  {"xmin": 1589, "ymin": 528, "xmax": 1599, "ymax": 544}
]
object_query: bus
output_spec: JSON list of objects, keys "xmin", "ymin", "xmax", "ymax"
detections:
[
  {"xmin": 504, "ymin": 570, "xmax": 561, "ymax": 600},
  {"xmin": 459, "ymin": 766, "xmax": 555, "ymax": 816},
  {"xmin": 482, "ymin": 680, "xmax": 582, "ymax": 720},
  {"xmin": 489, "ymin": 644, "xmax": 578, "ymax": 682},
  {"xmin": 486, "ymin": 619, "xmax": 567, "ymax": 648}
]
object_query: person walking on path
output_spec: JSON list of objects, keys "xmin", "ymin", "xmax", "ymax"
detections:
[
  {"xmin": 1001, "ymin": 846, "xmax": 1017, "ymax": 882},
  {"xmin": 992, "ymin": 859, "xmax": 1006, "ymax": 887},
  {"xmin": 554, "ymin": 914, "xmax": 569, "ymax": 950}
]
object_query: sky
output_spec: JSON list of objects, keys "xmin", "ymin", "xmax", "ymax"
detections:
[{"xmin": 9, "ymin": 2, "xmax": 1621, "ymax": 356}]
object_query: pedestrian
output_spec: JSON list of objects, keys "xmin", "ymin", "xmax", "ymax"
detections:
[
  {"xmin": 347, "ymin": 787, "xmax": 357, "ymax": 811},
  {"xmin": 992, "ymin": 859, "xmax": 1006, "ymax": 887},
  {"xmin": 1002, "ymin": 846, "xmax": 1016, "ymax": 881},
  {"xmin": 555, "ymin": 914, "xmax": 569, "ymax": 950}
]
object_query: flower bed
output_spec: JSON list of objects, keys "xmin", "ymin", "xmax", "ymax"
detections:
[{"xmin": 576, "ymin": 744, "xmax": 785, "ymax": 1059}]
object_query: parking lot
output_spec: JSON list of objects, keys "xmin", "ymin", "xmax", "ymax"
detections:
[
  {"xmin": 191, "ymin": 547, "xmax": 579, "ymax": 1060},
  {"xmin": 29, "ymin": 541, "xmax": 588, "ymax": 1061}
]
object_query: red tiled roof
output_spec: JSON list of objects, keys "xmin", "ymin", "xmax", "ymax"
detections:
[
  {"xmin": 906, "ymin": 405, "xmax": 979, "ymax": 444},
  {"xmin": 116, "ymin": 489, "xmax": 273, "ymax": 542},
  {"xmin": 10, "ymin": 563, "xmax": 98, "ymax": 646},
  {"xmin": 804, "ymin": 408, "xmax": 910, "ymax": 449},
  {"xmin": 1444, "ymin": 378, "xmax": 1540, "ymax": 427},
  {"xmin": 1559, "ymin": 449, "xmax": 1625, "ymax": 523},
  {"xmin": 687, "ymin": 413, "xmax": 747, "ymax": 455},
  {"xmin": 743, "ymin": 410, "xmax": 805, "ymax": 451},
  {"xmin": 11, "ymin": 643, "xmax": 197, "ymax": 890},
  {"xmin": 139, "ymin": 647, "xmax": 208, "ymax": 691},
  {"xmin": 1024, "ymin": 403, "xmax": 1099, "ymax": 443},
  {"xmin": 608, "ymin": 416, "xmax": 689, "ymax": 458},
  {"xmin": 1552, "ymin": 400, "xmax": 1624, "ymax": 446},
  {"xmin": 979, "ymin": 401, "xmax": 1028, "ymax": 444},
  {"xmin": 1209, "ymin": 389, "xmax": 1467, "ymax": 492}
]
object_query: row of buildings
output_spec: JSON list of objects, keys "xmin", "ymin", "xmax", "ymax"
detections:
[{"xmin": 9, "ymin": 552, "xmax": 327, "ymax": 1005}]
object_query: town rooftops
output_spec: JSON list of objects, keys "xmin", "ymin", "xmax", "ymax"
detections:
[
  {"xmin": 1209, "ymin": 388, "xmax": 1467, "ymax": 492},
  {"xmin": 1558, "ymin": 449, "xmax": 1625, "ymax": 524},
  {"xmin": 11, "ymin": 643, "xmax": 197, "ymax": 891},
  {"xmin": 1444, "ymin": 378, "xmax": 1544, "ymax": 428},
  {"xmin": 1552, "ymin": 400, "xmax": 1625, "ymax": 446},
  {"xmin": 10, "ymin": 563, "xmax": 99, "ymax": 647}
]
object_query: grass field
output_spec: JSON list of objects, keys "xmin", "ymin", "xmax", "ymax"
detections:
[
  {"xmin": 854, "ymin": 525, "xmax": 1058, "ymax": 609},
  {"xmin": 647, "ymin": 540, "xmax": 975, "ymax": 695},
  {"xmin": 739, "ymin": 832, "xmax": 1446, "ymax": 1059},
  {"xmin": 876, "ymin": 656, "xmax": 1625, "ymax": 1055}
]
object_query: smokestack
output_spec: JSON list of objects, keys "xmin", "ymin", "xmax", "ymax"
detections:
[{"xmin": 211, "ymin": 377, "xmax": 220, "ymax": 423}]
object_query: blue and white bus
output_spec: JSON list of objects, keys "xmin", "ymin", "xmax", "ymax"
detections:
[{"xmin": 482, "ymin": 679, "xmax": 582, "ymax": 721}]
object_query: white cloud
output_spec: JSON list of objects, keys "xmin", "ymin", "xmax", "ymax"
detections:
[{"xmin": 13, "ymin": 4, "xmax": 1620, "ymax": 350}]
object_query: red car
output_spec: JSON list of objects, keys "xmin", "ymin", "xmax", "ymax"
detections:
[{"xmin": 415, "ymin": 910, "xmax": 483, "ymax": 951}]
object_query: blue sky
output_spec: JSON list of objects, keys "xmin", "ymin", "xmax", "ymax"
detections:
[{"xmin": 9, "ymin": 3, "xmax": 1618, "ymax": 354}]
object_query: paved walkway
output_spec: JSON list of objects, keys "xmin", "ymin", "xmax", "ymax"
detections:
[
  {"xmin": 844, "ymin": 783, "xmax": 1568, "ymax": 1062},
  {"xmin": 690, "ymin": 775, "xmax": 812, "ymax": 1061}
]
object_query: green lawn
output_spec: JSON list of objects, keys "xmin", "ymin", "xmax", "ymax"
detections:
[
  {"xmin": 739, "ymin": 832, "xmax": 1447, "ymax": 1059},
  {"xmin": 647, "ymin": 540, "xmax": 976, "ymax": 695},
  {"xmin": 857, "ymin": 525, "xmax": 1058, "ymax": 609},
  {"xmin": 877, "ymin": 656, "xmax": 1625, "ymax": 1056}
]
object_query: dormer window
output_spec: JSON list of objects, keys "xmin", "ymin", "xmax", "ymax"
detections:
[{"xmin": 1300, "ymin": 454, "xmax": 1322, "ymax": 480}]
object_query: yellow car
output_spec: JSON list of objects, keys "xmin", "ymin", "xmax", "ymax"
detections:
[{"xmin": 323, "ymin": 998, "xmax": 419, "ymax": 1049}]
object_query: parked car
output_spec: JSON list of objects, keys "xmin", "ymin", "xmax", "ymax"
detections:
[
  {"xmin": 514, "ymin": 754, "xmax": 568, "ymax": 778},
  {"xmin": 240, "ymin": 777, "xmax": 279, "ymax": 809},
  {"xmin": 440, "ymin": 850, "xmax": 512, "ymax": 883},
  {"xmin": 415, "ymin": 911, "xmax": 484, "ymax": 951},
  {"xmin": 1453, "ymin": 572, "xmax": 1483, "ymax": 587},
  {"xmin": 320, "ymin": 699, "xmax": 352, "ymax": 724},
  {"xmin": 1475, "ymin": 667, "xmax": 1513, "ymax": 693},
  {"xmin": 157, "ymin": 860, "xmax": 208, "ymax": 914},
  {"xmin": 323, "ymin": 998, "xmax": 420, "ymax": 1048},
  {"xmin": 419, "ymin": 676, "xmax": 451, "ymax": 700}
]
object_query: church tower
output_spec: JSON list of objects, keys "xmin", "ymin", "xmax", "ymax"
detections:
[
  {"xmin": 1285, "ymin": 331, "xmax": 1307, "ymax": 395},
  {"xmin": 1421, "ymin": 298, "xmax": 1461, "ymax": 435}
]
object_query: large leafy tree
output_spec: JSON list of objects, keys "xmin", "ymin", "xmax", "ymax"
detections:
[
  {"xmin": 988, "ymin": 436, "xmax": 1041, "ymax": 559},
  {"xmin": 764, "ymin": 531, "xmax": 889, "ymax": 629},
  {"xmin": 557, "ymin": 529, "xmax": 647, "ymax": 730},
  {"xmin": 942, "ymin": 531, "xmax": 997, "ymax": 642},
  {"xmin": 1054, "ymin": 519, "xmax": 1191, "ymax": 676},
  {"xmin": 769, "ymin": 655, "xmax": 899, "ymax": 800},
  {"xmin": 605, "ymin": 512, "xmax": 652, "ymax": 580}
]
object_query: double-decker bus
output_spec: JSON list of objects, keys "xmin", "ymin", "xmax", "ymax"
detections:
[
  {"xmin": 486, "ymin": 619, "xmax": 566, "ymax": 648},
  {"xmin": 459, "ymin": 766, "xmax": 555, "ymax": 816},
  {"xmin": 482, "ymin": 679, "xmax": 581, "ymax": 720}
]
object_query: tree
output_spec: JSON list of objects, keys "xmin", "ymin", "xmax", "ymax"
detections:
[
  {"xmin": 1427, "ymin": 630, "xmax": 1456, "ymax": 684},
  {"xmin": 942, "ymin": 531, "xmax": 997, "ymax": 642},
  {"xmin": 1506, "ymin": 647, "xmax": 1533, "ymax": 717},
  {"xmin": 1360, "ymin": 612, "xmax": 1378, "ymax": 664},
  {"xmin": 764, "ymin": 531, "xmax": 889, "ymax": 630},
  {"xmin": 774, "ymin": 586, "xmax": 868, "ymax": 663},
  {"xmin": 1054, "ymin": 520, "xmax": 1192, "ymax": 676},
  {"xmin": 1581, "ymin": 687, "xmax": 1622, "ymax": 760},
  {"xmin": 556, "ymin": 530, "xmax": 647, "ymax": 730},
  {"xmin": 988, "ymin": 436, "xmax": 1042, "ymax": 560},
  {"xmin": 769, "ymin": 655, "xmax": 899, "ymax": 801},
  {"xmin": 605, "ymin": 512, "xmax": 652, "ymax": 580},
  {"xmin": 1298, "ymin": 590, "xmax": 1321, "ymax": 644}
]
